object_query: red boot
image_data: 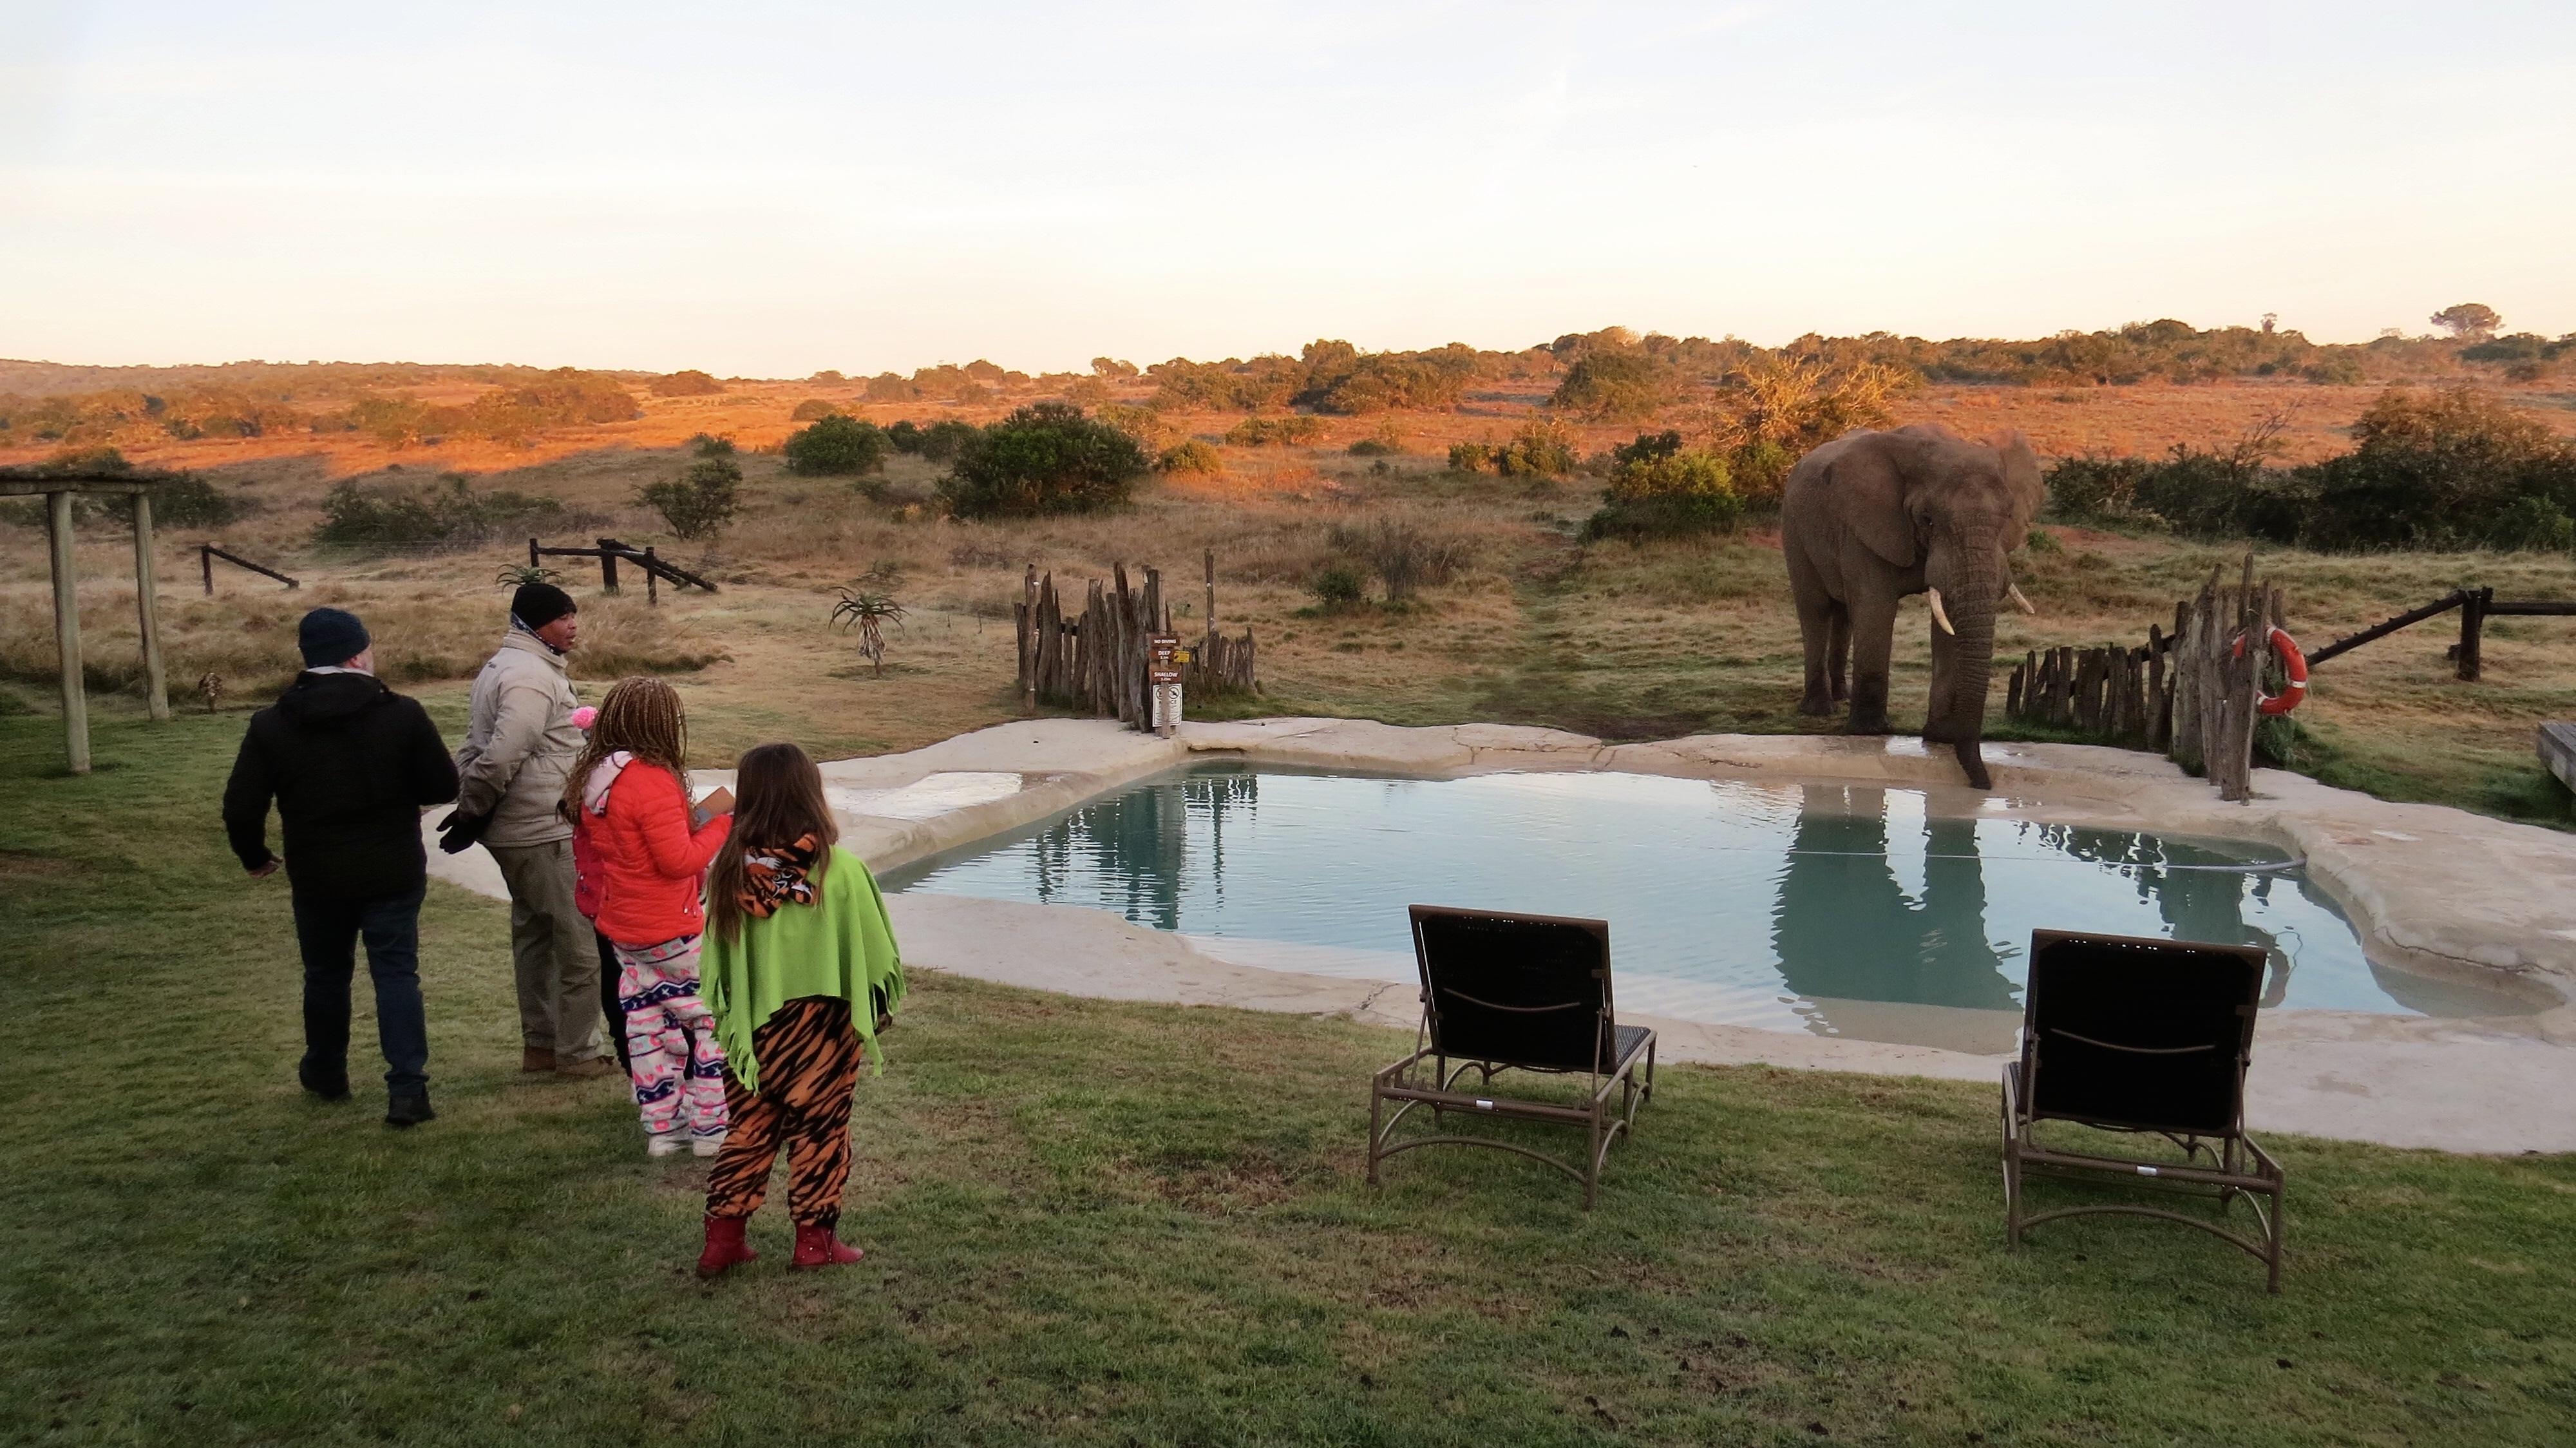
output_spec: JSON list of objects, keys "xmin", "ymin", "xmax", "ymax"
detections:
[
  {"xmin": 791, "ymin": 1223, "xmax": 864, "ymax": 1270},
  {"xmin": 697, "ymin": 1215, "xmax": 758, "ymax": 1279}
]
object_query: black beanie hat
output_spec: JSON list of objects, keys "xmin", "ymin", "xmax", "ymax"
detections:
[
  {"xmin": 298, "ymin": 607, "xmax": 370, "ymax": 668},
  {"xmin": 511, "ymin": 581, "xmax": 577, "ymax": 631}
]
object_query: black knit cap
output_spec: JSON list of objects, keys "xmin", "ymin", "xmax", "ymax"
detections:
[
  {"xmin": 297, "ymin": 607, "xmax": 370, "ymax": 668},
  {"xmin": 510, "ymin": 581, "xmax": 577, "ymax": 631}
]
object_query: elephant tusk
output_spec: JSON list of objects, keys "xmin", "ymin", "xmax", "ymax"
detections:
[
  {"xmin": 2008, "ymin": 583, "xmax": 2036, "ymax": 615},
  {"xmin": 1927, "ymin": 587, "xmax": 1956, "ymax": 636}
]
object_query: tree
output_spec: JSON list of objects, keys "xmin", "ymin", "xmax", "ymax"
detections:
[
  {"xmin": 935, "ymin": 402, "xmax": 1146, "ymax": 519},
  {"xmin": 829, "ymin": 587, "xmax": 907, "ymax": 677},
  {"xmin": 634, "ymin": 456, "xmax": 741, "ymax": 539},
  {"xmin": 782, "ymin": 413, "xmax": 889, "ymax": 475},
  {"xmin": 1090, "ymin": 357, "xmax": 1139, "ymax": 379},
  {"xmin": 2430, "ymin": 303, "xmax": 2502, "ymax": 340}
]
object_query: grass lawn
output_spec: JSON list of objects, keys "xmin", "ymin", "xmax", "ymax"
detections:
[{"xmin": 6, "ymin": 706, "xmax": 2575, "ymax": 1447}]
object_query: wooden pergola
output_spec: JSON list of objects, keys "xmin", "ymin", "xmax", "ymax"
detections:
[{"xmin": 1, "ymin": 470, "xmax": 175, "ymax": 774}]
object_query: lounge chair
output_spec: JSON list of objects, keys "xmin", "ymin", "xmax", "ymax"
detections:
[
  {"xmin": 1368, "ymin": 905, "xmax": 1656, "ymax": 1208},
  {"xmin": 2003, "ymin": 928, "xmax": 2286, "ymax": 1291}
]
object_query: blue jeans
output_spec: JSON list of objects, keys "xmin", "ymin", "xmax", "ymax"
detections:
[{"xmin": 292, "ymin": 886, "xmax": 430, "ymax": 1091}]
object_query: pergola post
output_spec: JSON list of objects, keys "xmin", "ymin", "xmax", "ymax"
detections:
[
  {"xmin": 132, "ymin": 492, "xmax": 169, "ymax": 721},
  {"xmin": 46, "ymin": 490, "xmax": 89, "ymax": 774}
]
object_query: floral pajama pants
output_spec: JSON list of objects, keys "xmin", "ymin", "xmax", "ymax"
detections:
[
  {"xmin": 614, "ymin": 935, "xmax": 728, "ymax": 1144},
  {"xmin": 705, "ymin": 997, "xmax": 862, "ymax": 1229}
]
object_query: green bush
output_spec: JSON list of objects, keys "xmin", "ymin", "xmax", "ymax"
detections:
[
  {"xmin": 782, "ymin": 414, "xmax": 889, "ymax": 475},
  {"xmin": 650, "ymin": 370, "xmax": 726, "ymax": 397},
  {"xmin": 689, "ymin": 433, "xmax": 735, "ymax": 457},
  {"xmin": 1347, "ymin": 435, "xmax": 1401, "ymax": 457},
  {"xmin": 790, "ymin": 399, "xmax": 841, "ymax": 421},
  {"xmin": 918, "ymin": 419, "xmax": 983, "ymax": 464},
  {"xmin": 315, "ymin": 475, "xmax": 564, "ymax": 548},
  {"xmin": 1308, "ymin": 562, "xmax": 1365, "ymax": 608},
  {"xmin": 1223, "ymin": 415, "xmax": 1323, "ymax": 447},
  {"xmin": 634, "ymin": 457, "xmax": 741, "ymax": 540},
  {"xmin": 886, "ymin": 420, "xmax": 923, "ymax": 453},
  {"xmin": 1549, "ymin": 350, "xmax": 1672, "ymax": 421},
  {"xmin": 936, "ymin": 403, "xmax": 1147, "ymax": 519},
  {"xmin": 1447, "ymin": 441, "xmax": 1494, "ymax": 473},
  {"xmin": 2046, "ymin": 388, "xmax": 2576, "ymax": 553},
  {"xmin": 1157, "ymin": 441, "xmax": 1224, "ymax": 476},
  {"xmin": 1493, "ymin": 419, "xmax": 1579, "ymax": 477},
  {"xmin": 1582, "ymin": 432, "xmax": 1742, "ymax": 540},
  {"xmin": 149, "ymin": 474, "xmax": 249, "ymax": 528}
]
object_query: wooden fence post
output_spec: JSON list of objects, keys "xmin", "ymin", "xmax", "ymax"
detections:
[
  {"xmin": 131, "ymin": 492, "xmax": 168, "ymax": 721},
  {"xmin": 47, "ymin": 491, "xmax": 88, "ymax": 775}
]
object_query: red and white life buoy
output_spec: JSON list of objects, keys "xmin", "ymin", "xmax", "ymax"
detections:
[{"xmin": 2231, "ymin": 625, "xmax": 2309, "ymax": 715}]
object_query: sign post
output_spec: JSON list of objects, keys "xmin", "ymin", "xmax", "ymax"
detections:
[{"xmin": 1148, "ymin": 633, "xmax": 1184, "ymax": 738}]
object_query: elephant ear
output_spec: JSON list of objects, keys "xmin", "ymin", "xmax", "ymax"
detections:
[
  {"xmin": 1991, "ymin": 430, "xmax": 2047, "ymax": 535},
  {"xmin": 1830, "ymin": 435, "xmax": 1920, "ymax": 568}
]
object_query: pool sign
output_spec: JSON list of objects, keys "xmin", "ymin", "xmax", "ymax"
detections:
[{"xmin": 1149, "ymin": 633, "xmax": 1183, "ymax": 736}]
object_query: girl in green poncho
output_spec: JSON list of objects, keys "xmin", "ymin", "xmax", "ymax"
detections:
[{"xmin": 694, "ymin": 743, "xmax": 905, "ymax": 1278}]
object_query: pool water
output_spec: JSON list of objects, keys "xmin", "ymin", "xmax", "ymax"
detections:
[{"xmin": 885, "ymin": 765, "xmax": 2527, "ymax": 1037}]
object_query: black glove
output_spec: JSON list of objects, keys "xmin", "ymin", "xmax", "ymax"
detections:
[{"xmin": 436, "ymin": 808, "xmax": 493, "ymax": 855}]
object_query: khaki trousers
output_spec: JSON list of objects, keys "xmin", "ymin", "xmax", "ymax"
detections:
[{"xmin": 486, "ymin": 839, "xmax": 603, "ymax": 1064}]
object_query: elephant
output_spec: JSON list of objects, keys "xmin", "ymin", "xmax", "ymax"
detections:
[{"xmin": 1781, "ymin": 425, "xmax": 2047, "ymax": 791}]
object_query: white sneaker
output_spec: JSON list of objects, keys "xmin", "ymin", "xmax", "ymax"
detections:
[
  {"xmin": 692, "ymin": 1132, "xmax": 726, "ymax": 1159},
  {"xmin": 647, "ymin": 1133, "xmax": 685, "ymax": 1157}
]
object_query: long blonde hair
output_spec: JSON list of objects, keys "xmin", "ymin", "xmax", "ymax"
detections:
[
  {"xmin": 562, "ymin": 676, "xmax": 690, "ymax": 819},
  {"xmin": 705, "ymin": 742, "xmax": 839, "ymax": 944}
]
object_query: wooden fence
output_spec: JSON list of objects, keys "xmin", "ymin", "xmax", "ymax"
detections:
[
  {"xmin": 527, "ymin": 536, "xmax": 717, "ymax": 603},
  {"xmin": 2005, "ymin": 554, "xmax": 2280, "ymax": 802},
  {"xmin": 200, "ymin": 542, "xmax": 297, "ymax": 593},
  {"xmin": 1014, "ymin": 561, "xmax": 1258, "ymax": 727}
]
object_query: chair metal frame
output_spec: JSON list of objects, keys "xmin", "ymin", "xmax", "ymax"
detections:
[
  {"xmin": 2002, "ymin": 928, "xmax": 2287, "ymax": 1292},
  {"xmin": 1368, "ymin": 905, "xmax": 1656, "ymax": 1209}
]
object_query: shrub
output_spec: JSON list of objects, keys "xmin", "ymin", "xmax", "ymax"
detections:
[
  {"xmin": 1223, "ymin": 415, "xmax": 1323, "ymax": 447},
  {"xmin": 2300, "ymin": 354, "xmax": 2365, "ymax": 385},
  {"xmin": 148, "ymin": 473, "xmax": 249, "ymax": 528},
  {"xmin": 918, "ymin": 418, "xmax": 983, "ymax": 463},
  {"xmin": 1308, "ymin": 562, "xmax": 1366, "ymax": 608},
  {"xmin": 1330, "ymin": 519, "xmax": 1469, "ymax": 601},
  {"xmin": 1582, "ymin": 434, "xmax": 1742, "ymax": 540},
  {"xmin": 886, "ymin": 420, "xmax": 923, "ymax": 453},
  {"xmin": 790, "ymin": 398, "xmax": 841, "ymax": 421},
  {"xmin": 315, "ymin": 475, "xmax": 564, "ymax": 548},
  {"xmin": 2045, "ymin": 389, "xmax": 2576, "ymax": 553},
  {"xmin": 1157, "ymin": 441, "xmax": 1223, "ymax": 476},
  {"xmin": 634, "ymin": 456, "xmax": 741, "ymax": 540},
  {"xmin": 689, "ymin": 433, "xmax": 735, "ymax": 457},
  {"xmin": 1095, "ymin": 404, "xmax": 1182, "ymax": 452},
  {"xmin": 1447, "ymin": 441, "xmax": 1494, "ymax": 473},
  {"xmin": 782, "ymin": 414, "xmax": 889, "ymax": 475},
  {"xmin": 1347, "ymin": 426, "xmax": 1403, "ymax": 457},
  {"xmin": 1492, "ymin": 419, "xmax": 1578, "ymax": 477},
  {"xmin": 936, "ymin": 402, "xmax": 1147, "ymax": 519},
  {"xmin": 650, "ymin": 370, "xmax": 726, "ymax": 397},
  {"xmin": 1549, "ymin": 350, "xmax": 1672, "ymax": 421}
]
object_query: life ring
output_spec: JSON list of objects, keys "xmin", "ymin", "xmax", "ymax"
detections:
[{"xmin": 2231, "ymin": 625, "xmax": 2308, "ymax": 715}]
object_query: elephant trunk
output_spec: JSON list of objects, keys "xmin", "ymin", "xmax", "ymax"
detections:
[{"xmin": 1947, "ymin": 569, "xmax": 1999, "ymax": 792}]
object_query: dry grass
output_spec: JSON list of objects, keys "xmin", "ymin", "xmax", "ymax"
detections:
[{"xmin": 5, "ymin": 381, "xmax": 2572, "ymax": 823}]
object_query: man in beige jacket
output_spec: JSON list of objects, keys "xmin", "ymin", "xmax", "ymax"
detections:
[{"xmin": 450, "ymin": 583, "xmax": 611, "ymax": 1076}]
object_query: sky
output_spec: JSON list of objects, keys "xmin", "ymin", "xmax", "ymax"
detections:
[{"xmin": 5, "ymin": 1, "xmax": 2572, "ymax": 376}]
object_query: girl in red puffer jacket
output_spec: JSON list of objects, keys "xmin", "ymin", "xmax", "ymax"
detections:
[{"xmin": 564, "ymin": 678, "xmax": 734, "ymax": 1157}]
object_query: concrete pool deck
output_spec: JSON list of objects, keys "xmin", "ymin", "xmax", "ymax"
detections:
[{"xmin": 426, "ymin": 716, "xmax": 2576, "ymax": 1154}]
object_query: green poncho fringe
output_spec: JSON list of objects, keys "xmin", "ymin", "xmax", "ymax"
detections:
[{"xmin": 701, "ymin": 844, "xmax": 905, "ymax": 1094}]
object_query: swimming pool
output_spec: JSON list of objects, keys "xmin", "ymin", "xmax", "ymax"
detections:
[{"xmin": 884, "ymin": 765, "xmax": 2534, "ymax": 1039}]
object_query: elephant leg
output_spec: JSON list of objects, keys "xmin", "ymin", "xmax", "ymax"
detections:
[
  {"xmin": 1845, "ymin": 591, "xmax": 1900, "ymax": 735},
  {"xmin": 1795, "ymin": 596, "xmax": 1839, "ymax": 717},
  {"xmin": 1788, "ymin": 548, "xmax": 1840, "ymax": 718},
  {"xmin": 1826, "ymin": 605, "xmax": 1851, "ymax": 705}
]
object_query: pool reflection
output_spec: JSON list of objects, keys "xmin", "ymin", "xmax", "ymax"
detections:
[{"xmin": 887, "ymin": 765, "xmax": 2508, "ymax": 1027}]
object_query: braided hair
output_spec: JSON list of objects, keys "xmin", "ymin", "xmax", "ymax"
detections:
[{"xmin": 562, "ymin": 676, "xmax": 691, "ymax": 821}]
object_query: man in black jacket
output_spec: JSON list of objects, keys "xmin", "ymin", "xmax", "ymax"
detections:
[{"xmin": 223, "ymin": 607, "xmax": 460, "ymax": 1126}]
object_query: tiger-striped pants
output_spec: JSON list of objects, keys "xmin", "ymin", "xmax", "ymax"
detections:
[{"xmin": 705, "ymin": 997, "xmax": 861, "ymax": 1229}]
